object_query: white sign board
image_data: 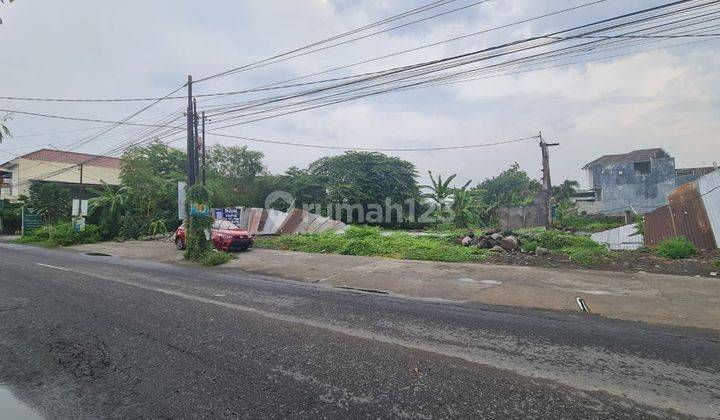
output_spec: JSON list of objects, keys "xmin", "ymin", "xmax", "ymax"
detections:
[
  {"xmin": 178, "ymin": 181, "xmax": 187, "ymax": 220},
  {"xmin": 71, "ymin": 199, "xmax": 88, "ymax": 216}
]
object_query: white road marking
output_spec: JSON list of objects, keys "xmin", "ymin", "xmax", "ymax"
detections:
[{"xmin": 35, "ymin": 263, "xmax": 70, "ymax": 271}]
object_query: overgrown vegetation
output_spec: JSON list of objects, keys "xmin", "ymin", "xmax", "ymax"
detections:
[
  {"xmin": 554, "ymin": 214, "xmax": 625, "ymax": 232},
  {"xmin": 255, "ymin": 225, "xmax": 488, "ymax": 263},
  {"xmin": 518, "ymin": 229, "xmax": 610, "ymax": 265},
  {"xmin": 13, "ymin": 223, "xmax": 99, "ymax": 247},
  {"xmin": 184, "ymin": 184, "xmax": 216, "ymax": 263},
  {"xmin": 656, "ymin": 237, "xmax": 697, "ymax": 259}
]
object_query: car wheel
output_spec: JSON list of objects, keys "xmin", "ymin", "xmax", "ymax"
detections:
[{"xmin": 176, "ymin": 237, "xmax": 185, "ymax": 250}]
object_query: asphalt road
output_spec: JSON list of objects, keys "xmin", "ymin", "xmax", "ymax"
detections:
[{"xmin": 1, "ymin": 243, "xmax": 719, "ymax": 419}]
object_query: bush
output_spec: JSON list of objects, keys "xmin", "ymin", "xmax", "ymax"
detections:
[
  {"xmin": 14, "ymin": 223, "xmax": 100, "ymax": 246},
  {"xmin": 200, "ymin": 250, "xmax": 233, "ymax": 266},
  {"xmin": 656, "ymin": 237, "xmax": 697, "ymax": 259}
]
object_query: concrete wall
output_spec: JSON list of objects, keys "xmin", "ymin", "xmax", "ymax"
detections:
[
  {"xmin": 1, "ymin": 158, "xmax": 121, "ymax": 200},
  {"xmin": 498, "ymin": 191, "xmax": 550, "ymax": 230},
  {"xmin": 589, "ymin": 157, "xmax": 675, "ymax": 214}
]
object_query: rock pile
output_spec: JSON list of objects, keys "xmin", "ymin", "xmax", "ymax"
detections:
[{"xmin": 458, "ymin": 228, "xmax": 520, "ymax": 253}]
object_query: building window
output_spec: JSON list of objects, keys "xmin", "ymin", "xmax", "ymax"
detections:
[{"xmin": 634, "ymin": 161, "xmax": 651, "ymax": 174}]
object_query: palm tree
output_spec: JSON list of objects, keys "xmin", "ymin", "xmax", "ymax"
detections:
[
  {"xmin": 88, "ymin": 182, "xmax": 128, "ymax": 239},
  {"xmin": 0, "ymin": 113, "xmax": 11, "ymax": 143},
  {"xmin": 554, "ymin": 179, "xmax": 580, "ymax": 201}
]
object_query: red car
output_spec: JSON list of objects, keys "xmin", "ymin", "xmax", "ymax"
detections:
[{"xmin": 175, "ymin": 219, "xmax": 253, "ymax": 252}]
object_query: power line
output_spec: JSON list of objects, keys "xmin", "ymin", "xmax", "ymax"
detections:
[{"xmin": 206, "ymin": 131, "xmax": 540, "ymax": 151}]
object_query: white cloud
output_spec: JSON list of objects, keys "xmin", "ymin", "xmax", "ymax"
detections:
[{"xmin": 1, "ymin": 0, "xmax": 718, "ymax": 190}]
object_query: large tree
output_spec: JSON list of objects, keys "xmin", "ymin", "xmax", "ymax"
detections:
[
  {"xmin": 26, "ymin": 182, "xmax": 71, "ymax": 225},
  {"xmin": 304, "ymin": 151, "xmax": 420, "ymax": 223},
  {"xmin": 205, "ymin": 144, "xmax": 265, "ymax": 208}
]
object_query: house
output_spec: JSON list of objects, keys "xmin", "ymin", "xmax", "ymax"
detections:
[
  {"xmin": 0, "ymin": 149, "xmax": 121, "ymax": 201},
  {"xmin": 573, "ymin": 148, "xmax": 716, "ymax": 215}
]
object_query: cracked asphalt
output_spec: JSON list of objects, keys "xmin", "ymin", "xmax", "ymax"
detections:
[{"xmin": 1, "ymin": 243, "xmax": 719, "ymax": 418}]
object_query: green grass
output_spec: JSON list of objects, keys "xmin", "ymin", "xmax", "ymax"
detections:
[
  {"xmin": 518, "ymin": 229, "xmax": 609, "ymax": 265},
  {"xmin": 255, "ymin": 225, "xmax": 489, "ymax": 263},
  {"xmin": 656, "ymin": 237, "xmax": 697, "ymax": 259},
  {"xmin": 555, "ymin": 214, "xmax": 625, "ymax": 232}
]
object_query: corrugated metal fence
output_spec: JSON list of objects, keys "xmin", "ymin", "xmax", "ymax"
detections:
[{"xmin": 644, "ymin": 171, "xmax": 718, "ymax": 250}]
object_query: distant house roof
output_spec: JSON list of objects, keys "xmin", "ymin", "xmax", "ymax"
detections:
[
  {"xmin": 10, "ymin": 149, "xmax": 121, "ymax": 169},
  {"xmin": 582, "ymin": 148, "xmax": 670, "ymax": 169}
]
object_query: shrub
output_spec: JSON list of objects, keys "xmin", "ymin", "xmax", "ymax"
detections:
[
  {"xmin": 656, "ymin": 237, "xmax": 697, "ymax": 259},
  {"xmin": 14, "ymin": 223, "xmax": 99, "ymax": 246},
  {"xmin": 201, "ymin": 250, "xmax": 233, "ymax": 266},
  {"xmin": 715, "ymin": 258, "xmax": 720, "ymax": 268}
]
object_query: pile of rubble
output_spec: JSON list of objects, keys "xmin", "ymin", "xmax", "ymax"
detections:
[{"xmin": 458, "ymin": 229, "xmax": 523, "ymax": 253}]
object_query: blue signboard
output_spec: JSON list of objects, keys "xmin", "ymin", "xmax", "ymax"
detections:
[{"xmin": 190, "ymin": 202, "xmax": 210, "ymax": 218}]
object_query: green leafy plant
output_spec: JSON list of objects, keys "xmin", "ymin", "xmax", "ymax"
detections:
[
  {"xmin": 26, "ymin": 182, "xmax": 71, "ymax": 225},
  {"xmin": 149, "ymin": 219, "xmax": 168, "ymax": 235},
  {"xmin": 13, "ymin": 223, "xmax": 99, "ymax": 246},
  {"xmin": 88, "ymin": 182, "xmax": 128, "ymax": 240},
  {"xmin": 201, "ymin": 250, "xmax": 233, "ymax": 266},
  {"xmin": 656, "ymin": 237, "xmax": 697, "ymax": 259},
  {"xmin": 184, "ymin": 184, "xmax": 215, "ymax": 263},
  {"xmin": 518, "ymin": 229, "xmax": 609, "ymax": 265}
]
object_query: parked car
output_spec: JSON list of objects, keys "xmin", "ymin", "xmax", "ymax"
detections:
[{"xmin": 175, "ymin": 219, "xmax": 253, "ymax": 252}]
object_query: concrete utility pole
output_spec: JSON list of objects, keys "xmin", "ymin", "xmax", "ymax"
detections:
[
  {"xmin": 538, "ymin": 132, "xmax": 559, "ymax": 227},
  {"xmin": 77, "ymin": 163, "xmax": 84, "ymax": 217},
  {"xmin": 201, "ymin": 111, "xmax": 207, "ymax": 185},
  {"xmin": 193, "ymin": 98, "xmax": 200, "ymax": 181},
  {"xmin": 186, "ymin": 75, "xmax": 196, "ymax": 187}
]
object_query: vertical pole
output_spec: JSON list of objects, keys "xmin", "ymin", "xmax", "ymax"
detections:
[
  {"xmin": 186, "ymin": 75, "xmax": 195, "ymax": 187},
  {"xmin": 193, "ymin": 99, "xmax": 199, "ymax": 182},
  {"xmin": 538, "ymin": 132, "xmax": 559, "ymax": 227},
  {"xmin": 201, "ymin": 111, "xmax": 206, "ymax": 185},
  {"xmin": 77, "ymin": 163, "xmax": 84, "ymax": 217}
]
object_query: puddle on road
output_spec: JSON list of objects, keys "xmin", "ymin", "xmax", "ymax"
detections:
[{"xmin": 0, "ymin": 386, "xmax": 42, "ymax": 420}]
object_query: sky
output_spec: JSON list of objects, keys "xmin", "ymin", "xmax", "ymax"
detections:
[{"xmin": 0, "ymin": 0, "xmax": 718, "ymax": 189}]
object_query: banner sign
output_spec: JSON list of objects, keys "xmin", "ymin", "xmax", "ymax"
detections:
[
  {"xmin": 190, "ymin": 202, "xmax": 210, "ymax": 218},
  {"xmin": 213, "ymin": 207, "xmax": 242, "ymax": 225}
]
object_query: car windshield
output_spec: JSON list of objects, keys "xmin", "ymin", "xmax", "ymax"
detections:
[{"xmin": 213, "ymin": 220, "xmax": 241, "ymax": 230}]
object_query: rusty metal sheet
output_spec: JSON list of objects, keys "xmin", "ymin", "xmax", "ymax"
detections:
[
  {"xmin": 644, "ymin": 205, "xmax": 675, "ymax": 247},
  {"xmin": 295, "ymin": 212, "xmax": 320, "ymax": 234},
  {"xmin": 697, "ymin": 170, "xmax": 720, "ymax": 247},
  {"xmin": 246, "ymin": 208, "xmax": 264, "ymax": 235},
  {"xmin": 667, "ymin": 182, "xmax": 716, "ymax": 250},
  {"xmin": 277, "ymin": 208, "xmax": 305, "ymax": 235},
  {"xmin": 304, "ymin": 215, "xmax": 327, "ymax": 233},
  {"xmin": 260, "ymin": 209, "xmax": 288, "ymax": 235}
]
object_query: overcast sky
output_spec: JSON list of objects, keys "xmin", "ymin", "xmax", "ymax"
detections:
[{"xmin": 1, "ymin": 0, "xmax": 718, "ymax": 189}]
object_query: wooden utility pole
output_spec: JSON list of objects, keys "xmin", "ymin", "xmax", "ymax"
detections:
[
  {"xmin": 186, "ymin": 75, "xmax": 196, "ymax": 187},
  {"xmin": 538, "ymin": 132, "xmax": 559, "ymax": 227}
]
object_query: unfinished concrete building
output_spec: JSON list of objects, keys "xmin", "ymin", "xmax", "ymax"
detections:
[
  {"xmin": 577, "ymin": 148, "xmax": 677, "ymax": 215},
  {"xmin": 574, "ymin": 148, "xmax": 717, "ymax": 215}
]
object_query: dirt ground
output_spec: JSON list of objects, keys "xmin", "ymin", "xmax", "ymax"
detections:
[{"xmin": 485, "ymin": 249, "xmax": 720, "ymax": 278}]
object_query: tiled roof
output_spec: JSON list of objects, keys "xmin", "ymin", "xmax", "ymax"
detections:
[
  {"xmin": 582, "ymin": 148, "xmax": 670, "ymax": 169},
  {"xmin": 19, "ymin": 149, "xmax": 121, "ymax": 169}
]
